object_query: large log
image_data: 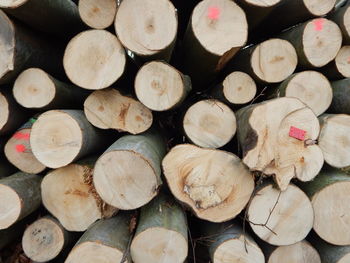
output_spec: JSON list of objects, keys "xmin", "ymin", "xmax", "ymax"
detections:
[
  {"xmin": 0, "ymin": 172, "xmax": 41, "ymax": 230},
  {"xmin": 247, "ymin": 182, "xmax": 314, "ymax": 246},
  {"xmin": 321, "ymin": 46, "xmax": 350, "ymax": 79},
  {"xmin": 236, "ymin": 97, "xmax": 323, "ymax": 190},
  {"xmin": 93, "ymin": 132, "xmax": 166, "ymax": 210},
  {"xmin": 329, "ymin": 78, "xmax": 350, "ymax": 114},
  {"xmin": 30, "ymin": 110, "xmax": 110, "ymax": 168},
  {"xmin": 329, "ymin": 1, "xmax": 350, "ymax": 44},
  {"xmin": 65, "ymin": 214, "xmax": 132, "ymax": 263},
  {"xmin": 115, "ymin": 0, "xmax": 177, "ymax": 62},
  {"xmin": 130, "ymin": 194, "xmax": 188, "ymax": 263},
  {"xmin": 183, "ymin": 99, "xmax": 236, "ymax": 148},
  {"xmin": 41, "ymin": 158, "xmax": 117, "ymax": 231},
  {"xmin": 182, "ymin": 0, "xmax": 248, "ymax": 88},
  {"xmin": 299, "ymin": 167, "xmax": 350, "ymax": 245},
  {"xmin": 63, "ymin": 29, "xmax": 126, "ymax": 90},
  {"xmin": 162, "ymin": 144, "xmax": 254, "ymax": 222},
  {"xmin": 311, "ymin": 236, "xmax": 350, "ymax": 263},
  {"xmin": 135, "ymin": 61, "xmax": 191, "ymax": 111}
]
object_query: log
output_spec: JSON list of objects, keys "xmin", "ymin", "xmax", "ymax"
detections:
[
  {"xmin": 134, "ymin": 61, "xmax": 191, "ymax": 111},
  {"xmin": 30, "ymin": 110, "xmax": 110, "ymax": 169},
  {"xmin": 162, "ymin": 144, "xmax": 254, "ymax": 222},
  {"xmin": 78, "ymin": 0, "xmax": 117, "ymax": 29},
  {"xmin": 311, "ymin": 236, "xmax": 350, "ymax": 263},
  {"xmin": 247, "ymin": 182, "xmax": 314, "ymax": 246},
  {"xmin": 279, "ymin": 18, "xmax": 342, "ymax": 68},
  {"xmin": 114, "ymin": 0, "xmax": 177, "ymax": 61},
  {"xmin": 236, "ymin": 97, "xmax": 324, "ymax": 190},
  {"xmin": 4, "ymin": 118, "xmax": 46, "ymax": 174},
  {"xmin": 212, "ymin": 71, "xmax": 257, "ymax": 107},
  {"xmin": 329, "ymin": 78, "xmax": 350, "ymax": 114},
  {"xmin": 183, "ymin": 99, "xmax": 236, "ymax": 148},
  {"xmin": 321, "ymin": 46, "xmax": 350, "ymax": 79},
  {"xmin": 0, "ymin": 157, "xmax": 16, "ymax": 179},
  {"xmin": 0, "ymin": 10, "xmax": 63, "ymax": 84},
  {"xmin": 318, "ymin": 114, "xmax": 350, "ymax": 168},
  {"xmin": 182, "ymin": 0, "xmax": 248, "ymax": 88},
  {"xmin": 41, "ymin": 158, "xmax": 117, "ymax": 232},
  {"xmin": 0, "ymin": 220, "xmax": 25, "ymax": 250},
  {"xmin": 0, "ymin": 172, "xmax": 41, "ymax": 230},
  {"xmin": 0, "ymin": 0, "xmax": 84, "ymax": 37},
  {"xmin": 93, "ymin": 131, "xmax": 166, "ymax": 210},
  {"xmin": 273, "ymin": 71, "xmax": 332, "ymax": 116},
  {"xmin": 226, "ymin": 38, "xmax": 298, "ymax": 84},
  {"xmin": 130, "ymin": 194, "xmax": 188, "ymax": 263},
  {"xmin": 329, "ymin": 1, "xmax": 350, "ymax": 44},
  {"xmin": 13, "ymin": 68, "xmax": 89, "ymax": 110},
  {"xmin": 63, "ymin": 29, "xmax": 126, "ymax": 90},
  {"xmin": 22, "ymin": 216, "xmax": 75, "ymax": 262},
  {"xmin": 299, "ymin": 167, "xmax": 350, "ymax": 245},
  {"xmin": 65, "ymin": 214, "xmax": 132, "ymax": 263},
  {"xmin": 84, "ymin": 88, "xmax": 153, "ymax": 134}
]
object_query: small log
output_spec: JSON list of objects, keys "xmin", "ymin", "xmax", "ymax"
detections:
[
  {"xmin": 0, "ymin": 220, "xmax": 25, "ymax": 250},
  {"xmin": 63, "ymin": 29, "xmax": 126, "ymax": 90},
  {"xmin": 300, "ymin": 167, "xmax": 350, "ymax": 245},
  {"xmin": 162, "ymin": 144, "xmax": 254, "ymax": 222},
  {"xmin": 318, "ymin": 114, "xmax": 350, "ymax": 168},
  {"xmin": 93, "ymin": 132, "xmax": 166, "ymax": 210},
  {"xmin": 226, "ymin": 38, "xmax": 297, "ymax": 84},
  {"xmin": 329, "ymin": 78, "xmax": 350, "ymax": 114},
  {"xmin": 279, "ymin": 18, "xmax": 342, "ymax": 68},
  {"xmin": 237, "ymin": 97, "xmax": 323, "ymax": 190},
  {"xmin": 30, "ymin": 110, "xmax": 110, "ymax": 169},
  {"xmin": 248, "ymin": 182, "xmax": 314, "ymax": 246},
  {"xmin": 183, "ymin": 99, "xmax": 236, "ymax": 148},
  {"xmin": 311, "ymin": 236, "xmax": 350, "ymax": 263},
  {"xmin": 84, "ymin": 88, "xmax": 153, "ymax": 134},
  {"xmin": 13, "ymin": 68, "xmax": 89, "ymax": 110},
  {"xmin": 135, "ymin": 61, "xmax": 191, "ymax": 111},
  {"xmin": 114, "ymin": 0, "xmax": 177, "ymax": 61},
  {"xmin": 130, "ymin": 194, "xmax": 188, "ymax": 263},
  {"xmin": 78, "ymin": 0, "xmax": 117, "ymax": 29},
  {"xmin": 65, "ymin": 214, "xmax": 132, "ymax": 263},
  {"xmin": 41, "ymin": 158, "xmax": 117, "ymax": 232},
  {"xmin": 4, "ymin": 118, "xmax": 46, "ymax": 174},
  {"xmin": 22, "ymin": 216, "xmax": 75, "ymax": 262},
  {"xmin": 212, "ymin": 71, "xmax": 257, "ymax": 107},
  {"xmin": 329, "ymin": 1, "xmax": 350, "ymax": 44},
  {"xmin": 0, "ymin": 172, "xmax": 42, "ymax": 230},
  {"xmin": 273, "ymin": 71, "xmax": 332, "ymax": 116},
  {"xmin": 182, "ymin": 0, "xmax": 248, "ymax": 88},
  {"xmin": 321, "ymin": 46, "xmax": 350, "ymax": 79}
]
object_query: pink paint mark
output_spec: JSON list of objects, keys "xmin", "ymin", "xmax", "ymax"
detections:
[
  {"xmin": 347, "ymin": 57, "xmax": 350, "ymax": 64},
  {"xmin": 289, "ymin": 126, "xmax": 306, "ymax": 141},
  {"xmin": 13, "ymin": 132, "xmax": 30, "ymax": 140},
  {"xmin": 15, "ymin": 144, "xmax": 26, "ymax": 153},
  {"xmin": 313, "ymin": 18, "xmax": 324, "ymax": 31},
  {"xmin": 208, "ymin": 6, "xmax": 220, "ymax": 20}
]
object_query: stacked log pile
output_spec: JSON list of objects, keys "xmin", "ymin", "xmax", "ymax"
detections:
[{"xmin": 0, "ymin": 0, "xmax": 349, "ymax": 262}]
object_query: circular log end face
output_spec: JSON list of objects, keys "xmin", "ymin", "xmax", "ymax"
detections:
[
  {"xmin": 30, "ymin": 110, "xmax": 83, "ymax": 168},
  {"xmin": 63, "ymin": 30, "xmax": 126, "ymax": 90},
  {"xmin": 135, "ymin": 61, "xmax": 185, "ymax": 111},
  {"xmin": 183, "ymin": 100, "xmax": 236, "ymax": 148},
  {"xmin": 192, "ymin": 0, "xmax": 248, "ymax": 56},
  {"xmin": 0, "ymin": 184, "xmax": 21, "ymax": 229},
  {"xmin": 94, "ymin": 150, "xmax": 158, "ymax": 210},
  {"xmin": 223, "ymin": 71, "xmax": 257, "ymax": 104},
  {"xmin": 131, "ymin": 227, "xmax": 188, "ymax": 263},
  {"xmin": 336, "ymin": 46, "xmax": 350, "ymax": 78},
  {"xmin": 248, "ymin": 184, "xmax": 314, "ymax": 246},
  {"xmin": 115, "ymin": 0, "xmax": 177, "ymax": 56},
  {"xmin": 303, "ymin": 19, "xmax": 342, "ymax": 67},
  {"xmin": 22, "ymin": 218, "xmax": 65, "ymax": 262},
  {"xmin": 0, "ymin": 91, "xmax": 9, "ymax": 131},
  {"xmin": 0, "ymin": 0, "xmax": 27, "ymax": 8},
  {"xmin": 304, "ymin": 0, "xmax": 336, "ymax": 16},
  {"xmin": 0, "ymin": 11, "xmax": 14, "ymax": 81},
  {"xmin": 213, "ymin": 237, "xmax": 264, "ymax": 263},
  {"xmin": 245, "ymin": 0, "xmax": 280, "ymax": 7},
  {"xmin": 13, "ymin": 68, "xmax": 56, "ymax": 109},
  {"xmin": 79, "ymin": 0, "xmax": 117, "ymax": 29},
  {"xmin": 65, "ymin": 241, "xmax": 124, "ymax": 263},
  {"xmin": 344, "ymin": 7, "xmax": 350, "ymax": 38},
  {"xmin": 312, "ymin": 181, "xmax": 350, "ymax": 245},
  {"xmin": 268, "ymin": 241, "xmax": 321, "ymax": 263},
  {"xmin": 251, "ymin": 39, "xmax": 297, "ymax": 83},
  {"xmin": 285, "ymin": 71, "xmax": 332, "ymax": 116}
]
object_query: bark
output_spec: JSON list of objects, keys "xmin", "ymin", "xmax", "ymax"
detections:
[
  {"xmin": 311, "ymin": 235, "xmax": 350, "ymax": 263},
  {"xmin": 329, "ymin": 1, "xmax": 350, "ymax": 44},
  {"xmin": 329, "ymin": 78, "xmax": 350, "ymax": 114},
  {"xmin": 321, "ymin": 46, "xmax": 350, "ymax": 79}
]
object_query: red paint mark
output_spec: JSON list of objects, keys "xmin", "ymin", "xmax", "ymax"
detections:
[
  {"xmin": 313, "ymin": 18, "xmax": 324, "ymax": 31},
  {"xmin": 13, "ymin": 132, "xmax": 30, "ymax": 140},
  {"xmin": 208, "ymin": 6, "xmax": 220, "ymax": 20},
  {"xmin": 15, "ymin": 144, "xmax": 26, "ymax": 153},
  {"xmin": 289, "ymin": 126, "xmax": 306, "ymax": 141}
]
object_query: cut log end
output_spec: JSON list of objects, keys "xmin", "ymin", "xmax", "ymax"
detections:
[
  {"xmin": 0, "ymin": 184, "xmax": 21, "ymax": 229},
  {"xmin": 22, "ymin": 217, "xmax": 65, "ymax": 262},
  {"xmin": 244, "ymin": 0, "xmax": 280, "ymax": 7},
  {"xmin": 304, "ymin": 0, "xmax": 337, "ymax": 16},
  {"xmin": 63, "ymin": 30, "xmax": 126, "ymax": 90},
  {"xmin": 131, "ymin": 227, "xmax": 188, "ymax": 263},
  {"xmin": 0, "ymin": 0, "xmax": 27, "ymax": 8},
  {"xmin": 0, "ymin": 91, "xmax": 9, "ymax": 132},
  {"xmin": 335, "ymin": 46, "xmax": 350, "ymax": 78},
  {"xmin": 251, "ymin": 39, "xmax": 297, "ymax": 83},
  {"xmin": 0, "ymin": 10, "xmax": 14, "ymax": 80}
]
